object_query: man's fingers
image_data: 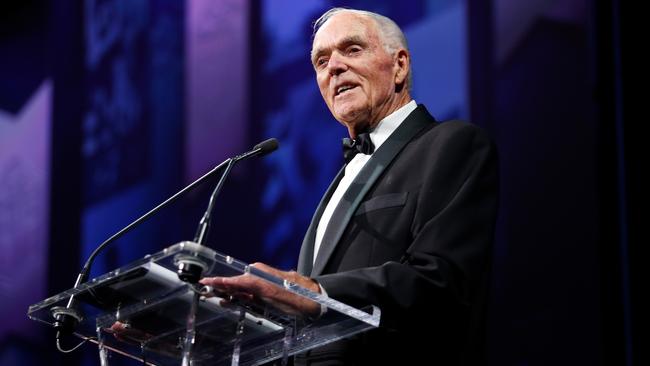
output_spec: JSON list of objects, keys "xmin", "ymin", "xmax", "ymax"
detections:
[
  {"xmin": 105, "ymin": 322, "xmax": 152, "ymax": 344},
  {"xmin": 199, "ymin": 276, "xmax": 228, "ymax": 287},
  {"xmin": 200, "ymin": 275, "xmax": 261, "ymax": 297},
  {"xmin": 198, "ymin": 271, "xmax": 319, "ymax": 317}
]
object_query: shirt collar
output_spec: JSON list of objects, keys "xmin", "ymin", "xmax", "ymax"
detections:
[{"xmin": 369, "ymin": 100, "xmax": 417, "ymax": 150}]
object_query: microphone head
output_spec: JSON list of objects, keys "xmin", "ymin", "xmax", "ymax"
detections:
[{"xmin": 253, "ymin": 138, "xmax": 279, "ymax": 157}]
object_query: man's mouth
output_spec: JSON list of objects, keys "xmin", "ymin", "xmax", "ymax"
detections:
[{"xmin": 335, "ymin": 85, "xmax": 357, "ymax": 96}]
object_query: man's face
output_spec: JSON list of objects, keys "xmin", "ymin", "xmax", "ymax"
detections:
[{"xmin": 311, "ymin": 12, "xmax": 401, "ymax": 134}]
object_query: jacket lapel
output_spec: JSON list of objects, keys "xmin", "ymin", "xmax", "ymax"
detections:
[
  {"xmin": 297, "ymin": 167, "xmax": 346, "ymax": 275},
  {"xmin": 310, "ymin": 105, "xmax": 434, "ymax": 276}
]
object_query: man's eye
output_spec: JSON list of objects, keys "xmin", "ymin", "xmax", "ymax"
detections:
[
  {"xmin": 347, "ymin": 47, "xmax": 361, "ymax": 54},
  {"xmin": 316, "ymin": 58, "xmax": 328, "ymax": 67}
]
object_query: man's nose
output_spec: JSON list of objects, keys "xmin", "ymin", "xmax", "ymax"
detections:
[{"xmin": 327, "ymin": 52, "xmax": 348, "ymax": 76}]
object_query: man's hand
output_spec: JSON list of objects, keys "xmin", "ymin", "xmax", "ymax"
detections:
[
  {"xmin": 199, "ymin": 263, "xmax": 322, "ymax": 318},
  {"xmin": 105, "ymin": 321, "xmax": 153, "ymax": 344}
]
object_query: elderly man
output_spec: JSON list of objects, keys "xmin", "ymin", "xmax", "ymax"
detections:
[{"xmin": 202, "ymin": 7, "xmax": 498, "ymax": 365}]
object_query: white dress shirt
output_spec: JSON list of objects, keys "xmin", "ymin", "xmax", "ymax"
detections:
[{"xmin": 313, "ymin": 100, "xmax": 418, "ymax": 263}]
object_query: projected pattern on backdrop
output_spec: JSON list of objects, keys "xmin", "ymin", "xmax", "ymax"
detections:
[
  {"xmin": 83, "ymin": 0, "xmax": 152, "ymax": 205},
  {"xmin": 258, "ymin": 0, "xmax": 468, "ymax": 268},
  {"xmin": 0, "ymin": 6, "xmax": 51, "ymax": 361},
  {"xmin": 81, "ymin": 0, "xmax": 184, "ymax": 282},
  {"xmin": 0, "ymin": 82, "xmax": 51, "ymax": 344}
]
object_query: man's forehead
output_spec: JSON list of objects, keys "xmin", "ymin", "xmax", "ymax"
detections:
[{"xmin": 312, "ymin": 12, "xmax": 376, "ymax": 50}]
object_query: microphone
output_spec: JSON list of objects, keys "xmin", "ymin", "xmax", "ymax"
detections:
[
  {"xmin": 244, "ymin": 137, "xmax": 279, "ymax": 159},
  {"xmin": 52, "ymin": 138, "xmax": 279, "ymax": 341},
  {"xmin": 182, "ymin": 138, "xmax": 279, "ymax": 282}
]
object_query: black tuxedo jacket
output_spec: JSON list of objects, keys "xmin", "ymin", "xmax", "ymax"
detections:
[{"xmin": 295, "ymin": 105, "xmax": 499, "ymax": 365}]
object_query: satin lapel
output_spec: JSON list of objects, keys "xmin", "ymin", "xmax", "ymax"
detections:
[
  {"xmin": 297, "ymin": 166, "xmax": 346, "ymax": 275},
  {"xmin": 311, "ymin": 105, "xmax": 434, "ymax": 276}
]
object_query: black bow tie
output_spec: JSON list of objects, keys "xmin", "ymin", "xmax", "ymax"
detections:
[{"xmin": 342, "ymin": 132, "xmax": 375, "ymax": 163}]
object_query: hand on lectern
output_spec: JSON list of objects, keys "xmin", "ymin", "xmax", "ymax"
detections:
[{"xmin": 199, "ymin": 263, "xmax": 322, "ymax": 318}]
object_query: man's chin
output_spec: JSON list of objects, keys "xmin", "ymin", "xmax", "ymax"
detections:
[{"xmin": 333, "ymin": 107, "xmax": 367, "ymax": 126}]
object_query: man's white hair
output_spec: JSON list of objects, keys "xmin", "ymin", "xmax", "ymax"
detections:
[{"xmin": 312, "ymin": 7, "xmax": 412, "ymax": 90}]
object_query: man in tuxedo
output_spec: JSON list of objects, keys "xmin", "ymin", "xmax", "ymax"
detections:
[{"xmin": 202, "ymin": 7, "xmax": 498, "ymax": 365}]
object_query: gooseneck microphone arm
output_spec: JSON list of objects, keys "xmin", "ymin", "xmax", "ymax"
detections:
[
  {"xmin": 193, "ymin": 138, "xmax": 279, "ymax": 245},
  {"xmin": 52, "ymin": 157, "xmax": 231, "ymax": 338},
  {"xmin": 78, "ymin": 138, "xmax": 279, "ymax": 287},
  {"xmin": 75, "ymin": 158, "xmax": 231, "ymax": 287},
  {"xmin": 53, "ymin": 138, "xmax": 279, "ymax": 340},
  {"xmin": 179, "ymin": 138, "xmax": 280, "ymax": 281},
  {"xmin": 193, "ymin": 159, "xmax": 234, "ymax": 245}
]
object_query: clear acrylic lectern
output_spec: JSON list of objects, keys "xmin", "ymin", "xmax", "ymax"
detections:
[{"xmin": 28, "ymin": 242, "xmax": 380, "ymax": 365}]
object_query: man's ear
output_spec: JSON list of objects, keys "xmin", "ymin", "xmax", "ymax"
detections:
[{"xmin": 394, "ymin": 49, "xmax": 410, "ymax": 86}]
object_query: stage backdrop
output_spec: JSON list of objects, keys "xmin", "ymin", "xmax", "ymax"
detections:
[{"xmin": 0, "ymin": 0, "xmax": 608, "ymax": 365}]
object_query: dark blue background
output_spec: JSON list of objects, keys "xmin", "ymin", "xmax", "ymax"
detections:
[{"xmin": 0, "ymin": 0, "xmax": 639, "ymax": 365}]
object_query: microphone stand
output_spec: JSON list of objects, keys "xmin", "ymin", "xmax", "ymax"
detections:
[
  {"xmin": 193, "ymin": 143, "xmax": 267, "ymax": 245},
  {"xmin": 51, "ymin": 158, "xmax": 231, "ymax": 338},
  {"xmin": 52, "ymin": 138, "xmax": 278, "ymax": 340},
  {"xmin": 180, "ymin": 139, "xmax": 278, "ymax": 282}
]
